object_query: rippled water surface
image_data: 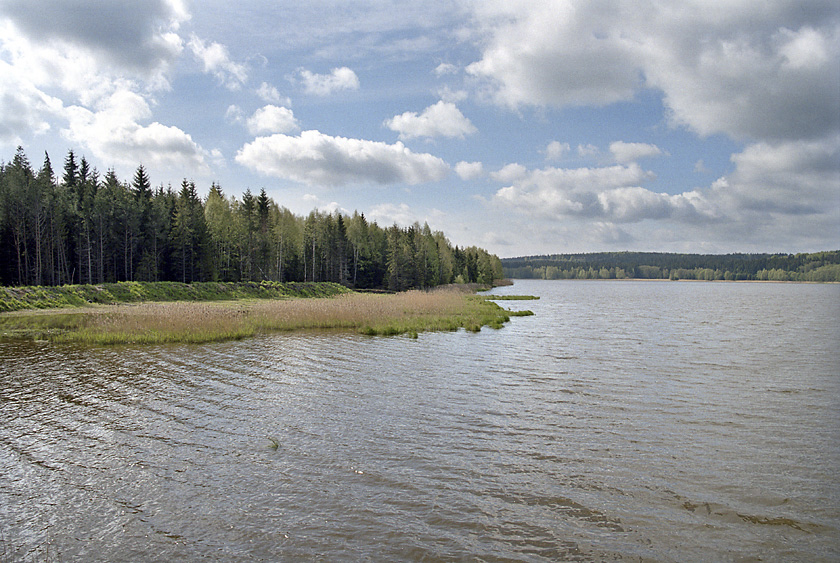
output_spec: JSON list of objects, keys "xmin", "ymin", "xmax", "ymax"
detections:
[{"xmin": 1, "ymin": 280, "xmax": 838, "ymax": 561}]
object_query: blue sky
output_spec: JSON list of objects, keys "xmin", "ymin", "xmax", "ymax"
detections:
[{"xmin": 1, "ymin": 0, "xmax": 838, "ymax": 257}]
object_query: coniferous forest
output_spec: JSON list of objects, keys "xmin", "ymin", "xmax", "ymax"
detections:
[{"xmin": 0, "ymin": 147, "xmax": 503, "ymax": 290}]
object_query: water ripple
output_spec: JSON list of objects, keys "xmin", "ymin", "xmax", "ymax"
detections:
[{"xmin": 1, "ymin": 281, "xmax": 839, "ymax": 561}]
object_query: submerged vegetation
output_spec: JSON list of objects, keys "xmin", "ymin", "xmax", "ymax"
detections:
[{"xmin": 0, "ymin": 284, "xmax": 533, "ymax": 344}]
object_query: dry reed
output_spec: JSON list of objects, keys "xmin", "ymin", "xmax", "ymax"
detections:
[{"xmin": 45, "ymin": 288, "xmax": 523, "ymax": 344}]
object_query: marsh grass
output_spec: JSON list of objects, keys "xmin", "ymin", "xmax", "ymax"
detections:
[{"xmin": 9, "ymin": 288, "xmax": 531, "ymax": 345}]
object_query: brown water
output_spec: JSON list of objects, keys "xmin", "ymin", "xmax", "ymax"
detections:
[{"xmin": 1, "ymin": 280, "xmax": 838, "ymax": 561}]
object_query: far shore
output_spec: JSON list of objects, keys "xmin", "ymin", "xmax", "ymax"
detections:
[{"xmin": 507, "ymin": 277, "xmax": 837, "ymax": 283}]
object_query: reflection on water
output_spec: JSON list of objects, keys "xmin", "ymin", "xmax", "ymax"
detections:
[{"xmin": 1, "ymin": 280, "xmax": 838, "ymax": 561}]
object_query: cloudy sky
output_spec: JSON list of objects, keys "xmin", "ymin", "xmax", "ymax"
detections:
[{"xmin": 1, "ymin": 0, "xmax": 838, "ymax": 257}]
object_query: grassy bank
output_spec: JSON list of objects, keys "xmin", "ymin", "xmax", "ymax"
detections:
[
  {"xmin": 0, "ymin": 286, "xmax": 534, "ymax": 344},
  {"xmin": 0, "ymin": 281, "xmax": 351, "ymax": 312}
]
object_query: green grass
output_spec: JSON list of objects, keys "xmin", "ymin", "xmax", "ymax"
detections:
[{"xmin": 0, "ymin": 281, "xmax": 352, "ymax": 312}]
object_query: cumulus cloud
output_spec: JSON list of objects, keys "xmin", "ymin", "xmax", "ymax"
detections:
[
  {"xmin": 437, "ymin": 86, "xmax": 468, "ymax": 103},
  {"xmin": 544, "ymin": 141, "xmax": 570, "ymax": 161},
  {"xmin": 385, "ymin": 101, "xmax": 477, "ymax": 140},
  {"xmin": 0, "ymin": 60, "xmax": 64, "ymax": 144},
  {"xmin": 246, "ymin": 105, "xmax": 299, "ymax": 135},
  {"xmin": 0, "ymin": 0, "xmax": 211, "ymax": 175},
  {"xmin": 294, "ymin": 67, "xmax": 359, "ymax": 96},
  {"xmin": 434, "ymin": 62, "xmax": 458, "ymax": 76},
  {"xmin": 255, "ymin": 82, "xmax": 291, "ymax": 105},
  {"xmin": 368, "ymin": 203, "xmax": 417, "ymax": 227},
  {"xmin": 609, "ymin": 141, "xmax": 664, "ymax": 164},
  {"xmin": 61, "ymin": 88, "xmax": 209, "ymax": 174},
  {"xmin": 596, "ymin": 186, "xmax": 711, "ymax": 223},
  {"xmin": 225, "ymin": 104, "xmax": 244, "ymax": 124},
  {"xmin": 639, "ymin": 14, "xmax": 840, "ymax": 141},
  {"xmin": 0, "ymin": 0, "xmax": 187, "ymax": 76},
  {"xmin": 491, "ymin": 134, "xmax": 840, "ymax": 249},
  {"xmin": 488, "ymin": 162, "xmax": 714, "ymax": 223},
  {"xmin": 188, "ymin": 34, "xmax": 248, "ymax": 90},
  {"xmin": 718, "ymin": 134, "xmax": 840, "ymax": 217},
  {"xmin": 235, "ymin": 130, "xmax": 449, "ymax": 187},
  {"xmin": 465, "ymin": 1, "xmax": 840, "ymax": 141},
  {"xmin": 466, "ymin": 1, "xmax": 641, "ymax": 108},
  {"xmin": 577, "ymin": 144, "xmax": 600, "ymax": 158},
  {"xmin": 455, "ymin": 161, "xmax": 485, "ymax": 180},
  {"xmin": 491, "ymin": 163, "xmax": 528, "ymax": 183}
]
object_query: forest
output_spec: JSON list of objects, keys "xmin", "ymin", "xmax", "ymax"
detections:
[
  {"xmin": 503, "ymin": 251, "xmax": 840, "ymax": 282},
  {"xmin": 0, "ymin": 147, "xmax": 503, "ymax": 290}
]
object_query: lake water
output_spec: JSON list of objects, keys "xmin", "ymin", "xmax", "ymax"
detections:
[{"xmin": 1, "ymin": 280, "xmax": 838, "ymax": 562}]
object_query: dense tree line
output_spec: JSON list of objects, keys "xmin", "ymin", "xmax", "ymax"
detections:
[
  {"xmin": 503, "ymin": 251, "xmax": 840, "ymax": 282},
  {"xmin": 0, "ymin": 147, "xmax": 503, "ymax": 289}
]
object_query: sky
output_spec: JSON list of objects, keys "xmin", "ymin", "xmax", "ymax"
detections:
[{"xmin": 1, "ymin": 0, "xmax": 838, "ymax": 258}]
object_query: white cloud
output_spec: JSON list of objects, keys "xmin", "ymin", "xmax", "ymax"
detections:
[
  {"xmin": 0, "ymin": 59, "xmax": 64, "ymax": 145},
  {"xmin": 491, "ymin": 163, "xmax": 528, "ymax": 183},
  {"xmin": 491, "ymin": 134, "xmax": 840, "ymax": 250},
  {"xmin": 255, "ymin": 82, "xmax": 291, "ymax": 105},
  {"xmin": 368, "ymin": 203, "xmax": 416, "ymax": 227},
  {"xmin": 295, "ymin": 67, "xmax": 359, "ymax": 96},
  {"xmin": 609, "ymin": 141, "xmax": 664, "ymax": 164},
  {"xmin": 466, "ymin": 1, "xmax": 640, "ymax": 108},
  {"xmin": 718, "ymin": 134, "xmax": 840, "ymax": 217},
  {"xmin": 490, "ymin": 162, "xmax": 669, "ymax": 220},
  {"xmin": 596, "ymin": 186, "xmax": 709, "ymax": 223},
  {"xmin": 0, "ymin": 5, "xmax": 211, "ymax": 179},
  {"xmin": 639, "ymin": 16, "xmax": 840, "ymax": 141},
  {"xmin": 577, "ymin": 144, "xmax": 600, "ymax": 158},
  {"xmin": 0, "ymin": 0, "xmax": 187, "ymax": 78},
  {"xmin": 302, "ymin": 194, "xmax": 346, "ymax": 215},
  {"xmin": 465, "ymin": 1, "xmax": 840, "ymax": 141},
  {"xmin": 434, "ymin": 62, "xmax": 458, "ymax": 76},
  {"xmin": 544, "ymin": 141, "xmax": 570, "ymax": 161},
  {"xmin": 225, "ymin": 104, "xmax": 244, "ymax": 124},
  {"xmin": 235, "ymin": 130, "xmax": 449, "ymax": 187},
  {"xmin": 455, "ymin": 161, "xmax": 485, "ymax": 180},
  {"xmin": 437, "ymin": 86, "xmax": 468, "ymax": 103},
  {"xmin": 188, "ymin": 34, "xmax": 248, "ymax": 90},
  {"xmin": 385, "ymin": 101, "xmax": 477, "ymax": 140},
  {"xmin": 61, "ymin": 88, "xmax": 209, "ymax": 175},
  {"xmin": 0, "ymin": 3, "xmax": 183, "ymax": 107},
  {"xmin": 779, "ymin": 26, "xmax": 830, "ymax": 70},
  {"xmin": 246, "ymin": 105, "xmax": 299, "ymax": 135}
]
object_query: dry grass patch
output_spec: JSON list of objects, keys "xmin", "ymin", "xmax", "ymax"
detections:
[{"xmin": 28, "ymin": 288, "xmax": 527, "ymax": 345}]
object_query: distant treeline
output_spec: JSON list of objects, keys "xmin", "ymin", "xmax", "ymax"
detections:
[
  {"xmin": 502, "ymin": 251, "xmax": 840, "ymax": 282},
  {"xmin": 0, "ymin": 147, "xmax": 503, "ymax": 290}
]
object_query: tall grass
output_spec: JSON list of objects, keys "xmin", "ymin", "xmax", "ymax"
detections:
[{"xmin": 22, "ymin": 288, "xmax": 531, "ymax": 345}]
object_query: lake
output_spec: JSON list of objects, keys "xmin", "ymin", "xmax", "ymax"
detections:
[{"xmin": 1, "ymin": 280, "xmax": 838, "ymax": 561}]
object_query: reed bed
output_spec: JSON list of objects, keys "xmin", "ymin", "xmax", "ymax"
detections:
[{"xmin": 31, "ymin": 288, "xmax": 530, "ymax": 345}]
